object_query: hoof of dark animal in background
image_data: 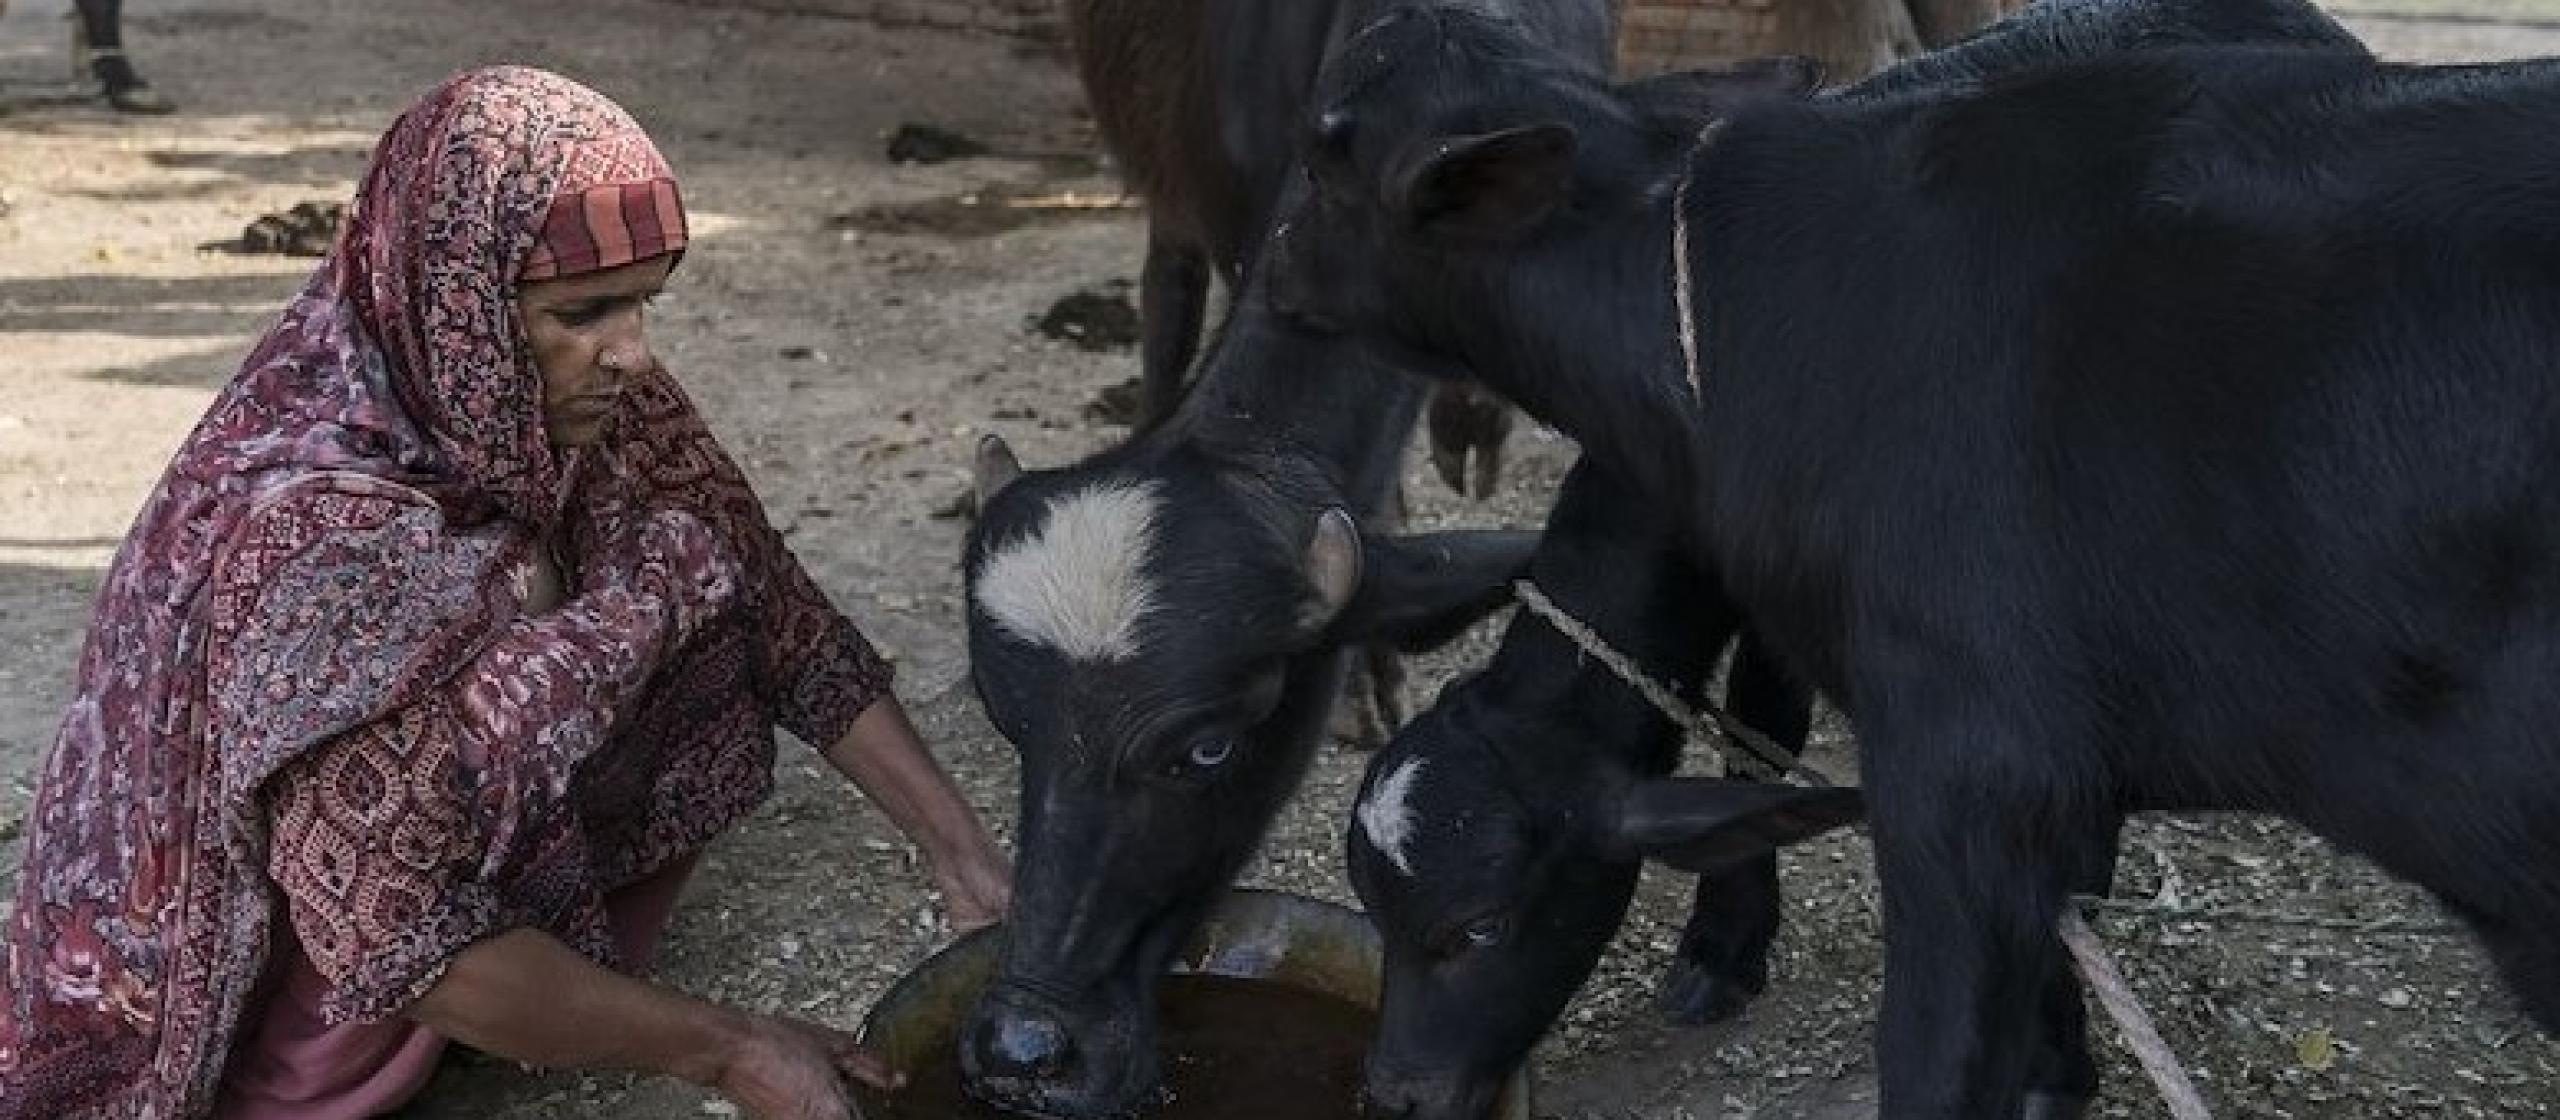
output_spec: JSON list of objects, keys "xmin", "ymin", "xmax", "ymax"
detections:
[
  {"xmin": 1036, "ymin": 282, "xmax": 1141, "ymax": 353},
  {"xmin": 1083, "ymin": 376, "xmax": 1146, "ymax": 427},
  {"xmin": 1655, "ymin": 959, "xmax": 1759, "ymax": 1026},
  {"xmin": 1327, "ymin": 693, "xmax": 1391, "ymax": 751},
  {"xmin": 886, "ymin": 122, "xmax": 991, "ymax": 164},
  {"xmin": 2020, "ymin": 1091, "xmax": 2093, "ymax": 1120},
  {"xmin": 1426, "ymin": 441, "xmax": 1507, "ymax": 501}
]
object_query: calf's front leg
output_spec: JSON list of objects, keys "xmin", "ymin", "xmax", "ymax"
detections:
[
  {"xmin": 2018, "ymin": 816, "xmax": 2123, "ymax": 1120},
  {"xmin": 1660, "ymin": 629, "xmax": 1813, "ymax": 1024},
  {"xmin": 1866, "ymin": 711, "xmax": 2105, "ymax": 1119}
]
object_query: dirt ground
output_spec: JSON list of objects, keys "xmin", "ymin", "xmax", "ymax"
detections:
[{"xmin": 3, "ymin": 0, "xmax": 2558, "ymax": 1116}]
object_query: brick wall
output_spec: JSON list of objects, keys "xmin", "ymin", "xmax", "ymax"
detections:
[
  {"xmin": 1620, "ymin": 0, "xmax": 2034, "ymax": 76},
  {"xmin": 1620, "ymin": 0, "xmax": 1783, "ymax": 75}
]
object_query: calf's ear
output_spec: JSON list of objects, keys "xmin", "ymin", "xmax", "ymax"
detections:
[
  {"xmin": 1393, "ymin": 124, "xmax": 1578, "ymax": 243},
  {"xmin": 1603, "ymin": 778, "xmax": 1862, "ymax": 872},
  {"xmin": 1298, "ymin": 507, "xmax": 1366, "ymax": 635},
  {"xmin": 1315, "ymin": 528, "xmax": 1539, "ymax": 651},
  {"xmin": 974, "ymin": 433, "xmax": 1026, "ymax": 510}
]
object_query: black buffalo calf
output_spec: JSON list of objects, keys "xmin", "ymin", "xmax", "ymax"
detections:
[
  {"xmin": 958, "ymin": 297, "xmax": 1529, "ymax": 1119},
  {"xmin": 1347, "ymin": 458, "xmax": 1852, "ymax": 1120}
]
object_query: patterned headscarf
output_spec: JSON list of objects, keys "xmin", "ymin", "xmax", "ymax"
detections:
[
  {"xmin": 0, "ymin": 68, "xmax": 776, "ymax": 1117},
  {"xmin": 522, "ymin": 176, "xmax": 688, "ymax": 281}
]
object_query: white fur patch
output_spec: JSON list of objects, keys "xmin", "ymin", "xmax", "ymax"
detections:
[
  {"xmin": 1359, "ymin": 758, "xmax": 1428, "ymax": 877},
  {"xmin": 974, "ymin": 482, "xmax": 1165, "ymax": 662}
]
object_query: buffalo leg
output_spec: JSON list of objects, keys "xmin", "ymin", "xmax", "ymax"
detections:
[
  {"xmin": 1867, "ymin": 704, "xmax": 2098, "ymax": 1118},
  {"xmin": 1660, "ymin": 629, "xmax": 1815, "ymax": 1023},
  {"xmin": 1136, "ymin": 230, "xmax": 1211, "ymax": 427},
  {"xmin": 2018, "ymin": 818, "xmax": 2122, "ymax": 1120}
]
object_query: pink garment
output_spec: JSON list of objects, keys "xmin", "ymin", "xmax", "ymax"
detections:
[
  {"xmin": 214, "ymin": 856, "xmax": 698, "ymax": 1120},
  {"xmin": 1, "ymin": 67, "xmax": 891, "ymax": 1119}
]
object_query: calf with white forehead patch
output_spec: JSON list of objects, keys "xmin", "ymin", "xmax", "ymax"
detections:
[
  {"xmin": 973, "ymin": 481, "xmax": 1166, "ymax": 663},
  {"xmin": 1347, "ymin": 460, "xmax": 1860, "ymax": 1120},
  {"xmin": 957, "ymin": 283, "xmax": 1539, "ymax": 1120}
]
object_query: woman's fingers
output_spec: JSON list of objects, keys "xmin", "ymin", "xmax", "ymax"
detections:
[
  {"xmin": 834, "ymin": 1045, "xmax": 905, "ymax": 1091},
  {"xmin": 787, "ymin": 1017, "xmax": 905, "ymax": 1090}
]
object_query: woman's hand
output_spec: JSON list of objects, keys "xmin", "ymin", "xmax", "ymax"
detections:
[
  {"xmin": 933, "ymin": 840, "xmax": 1013, "ymax": 935},
  {"xmin": 411, "ymin": 931, "xmax": 898, "ymax": 1120},
  {"xmin": 711, "ymin": 1011, "xmax": 905, "ymax": 1120},
  {"xmin": 522, "ymin": 545, "xmax": 567, "ymax": 615}
]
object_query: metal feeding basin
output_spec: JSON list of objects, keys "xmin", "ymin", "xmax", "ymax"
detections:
[{"xmin": 855, "ymin": 888, "xmax": 1531, "ymax": 1120}]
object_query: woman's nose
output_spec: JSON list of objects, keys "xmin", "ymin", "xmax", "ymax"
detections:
[{"xmin": 599, "ymin": 337, "xmax": 651, "ymax": 379}]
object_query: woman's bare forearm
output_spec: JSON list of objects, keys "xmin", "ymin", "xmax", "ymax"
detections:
[
  {"xmin": 408, "ymin": 928, "xmax": 742, "ymax": 1085},
  {"xmin": 820, "ymin": 696, "xmax": 999, "ymax": 869}
]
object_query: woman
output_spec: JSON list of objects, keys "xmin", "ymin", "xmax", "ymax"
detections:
[{"xmin": 0, "ymin": 67, "xmax": 1008, "ymax": 1120}]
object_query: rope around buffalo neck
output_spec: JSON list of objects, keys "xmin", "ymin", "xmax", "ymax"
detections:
[
  {"xmin": 1671, "ymin": 120, "xmax": 1727, "ymax": 409},
  {"xmin": 1510, "ymin": 578, "xmax": 1836, "ymax": 786}
]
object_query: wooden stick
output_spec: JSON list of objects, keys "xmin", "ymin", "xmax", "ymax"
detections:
[{"xmin": 2057, "ymin": 909, "xmax": 2215, "ymax": 1120}]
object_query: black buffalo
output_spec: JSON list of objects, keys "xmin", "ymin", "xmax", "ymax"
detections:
[{"xmin": 1262, "ymin": 2, "xmax": 2560, "ymax": 1116}]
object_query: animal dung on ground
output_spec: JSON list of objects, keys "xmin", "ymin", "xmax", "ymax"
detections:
[
  {"xmin": 1033, "ymin": 281, "xmax": 1140, "ymax": 352},
  {"xmin": 226, "ymin": 201, "xmax": 343, "ymax": 257},
  {"xmin": 885, "ymin": 122, "xmax": 993, "ymax": 164}
]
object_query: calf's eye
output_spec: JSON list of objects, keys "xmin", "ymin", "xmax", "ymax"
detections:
[
  {"xmin": 1462, "ymin": 916, "xmax": 1509, "ymax": 949},
  {"xmin": 1188, "ymin": 738, "xmax": 1236, "ymax": 769}
]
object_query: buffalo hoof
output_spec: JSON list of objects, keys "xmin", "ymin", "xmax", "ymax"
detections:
[
  {"xmin": 2021, "ymin": 1090, "xmax": 2093, "ymax": 1120},
  {"xmin": 1655, "ymin": 958, "xmax": 1760, "ymax": 1026},
  {"xmin": 1326, "ymin": 696, "xmax": 1387, "ymax": 749}
]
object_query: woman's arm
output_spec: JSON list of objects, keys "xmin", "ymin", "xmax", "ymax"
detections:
[
  {"xmin": 411, "ymin": 928, "xmax": 898, "ymax": 1120},
  {"xmin": 820, "ymin": 696, "xmax": 1012, "ymax": 932},
  {"xmin": 570, "ymin": 381, "xmax": 1010, "ymax": 930}
]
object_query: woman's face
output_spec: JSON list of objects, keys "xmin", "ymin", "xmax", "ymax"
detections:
[{"xmin": 517, "ymin": 254, "xmax": 675, "ymax": 447}]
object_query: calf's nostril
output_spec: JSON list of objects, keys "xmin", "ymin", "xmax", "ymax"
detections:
[{"xmin": 976, "ymin": 1009, "xmax": 1076, "ymax": 1078}]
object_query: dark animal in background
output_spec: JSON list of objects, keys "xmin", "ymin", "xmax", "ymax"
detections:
[
  {"xmin": 1265, "ymin": 1, "xmax": 2560, "ymax": 1116},
  {"xmin": 1348, "ymin": 458, "xmax": 1852, "ymax": 1120},
  {"xmin": 1058, "ymin": 0, "xmax": 1528, "ymax": 497}
]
